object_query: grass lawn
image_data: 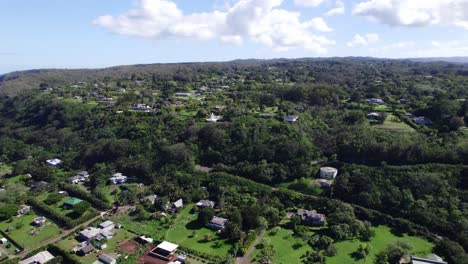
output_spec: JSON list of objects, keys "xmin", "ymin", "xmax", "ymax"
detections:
[
  {"xmin": 165, "ymin": 206, "xmax": 232, "ymax": 257},
  {"xmin": 373, "ymin": 105, "xmax": 391, "ymax": 112},
  {"xmin": 0, "ymin": 164, "xmax": 12, "ymax": 177},
  {"xmin": 0, "ymin": 213, "xmax": 61, "ymax": 249},
  {"xmin": 110, "ymin": 214, "xmax": 165, "ymax": 238},
  {"xmin": 326, "ymin": 225, "xmax": 434, "ymax": 264},
  {"xmin": 251, "ymin": 227, "xmax": 311, "ymax": 264},
  {"xmin": 376, "ymin": 114, "xmax": 415, "ymax": 133},
  {"xmin": 278, "ymin": 178, "xmax": 323, "ymax": 196}
]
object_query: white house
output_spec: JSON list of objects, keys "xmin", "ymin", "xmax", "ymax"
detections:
[
  {"xmin": 109, "ymin": 173, "xmax": 128, "ymax": 184},
  {"xmin": 284, "ymin": 115, "xmax": 299, "ymax": 123},
  {"xmin": 67, "ymin": 175, "xmax": 86, "ymax": 184},
  {"xmin": 98, "ymin": 220, "xmax": 115, "ymax": 231},
  {"xmin": 206, "ymin": 113, "xmax": 223, "ymax": 123},
  {"xmin": 46, "ymin": 158, "xmax": 62, "ymax": 168},
  {"xmin": 19, "ymin": 251, "xmax": 54, "ymax": 264},
  {"xmin": 319, "ymin": 167, "xmax": 338, "ymax": 179}
]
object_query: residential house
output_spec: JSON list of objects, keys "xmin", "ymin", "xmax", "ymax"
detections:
[
  {"xmin": 116, "ymin": 87, "xmax": 126, "ymax": 93},
  {"xmin": 141, "ymin": 194, "xmax": 159, "ymax": 205},
  {"xmin": 368, "ymin": 98, "xmax": 385, "ymax": 105},
  {"xmin": 410, "ymin": 254, "xmax": 447, "ymax": 264},
  {"xmin": 79, "ymin": 227, "xmax": 101, "ymax": 241},
  {"xmin": 413, "ymin": 116, "xmax": 433, "ymax": 125},
  {"xmin": 46, "ymin": 158, "xmax": 62, "ymax": 168},
  {"xmin": 63, "ymin": 197, "xmax": 83, "ymax": 209},
  {"xmin": 18, "ymin": 251, "xmax": 54, "ymax": 264},
  {"xmin": 175, "ymin": 92, "xmax": 192, "ymax": 97},
  {"xmin": 284, "ymin": 115, "xmax": 299, "ymax": 123},
  {"xmin": 98, "ymin": 220, "xmax": 115, "ymax": 231},
  {"xmin": 77, "ymin": 171, "xmax": 90, "ymax": 179},
  {"xmin": 33, "ymin": 216, "xmax": 46, "ymax": 227},
  {"xmin": 149, "ymin": 241, "xmax": 179, "ymax": 261},
  {"xmin": 367, "ymin": 112, "xmax": 380, "ymax": 119},
  {"xmin": 206, "ymin": 216, "xmax": 228, "ymax": 231},
  {"xmin": 77, "ymin": 244, "xmax": 95, "ymax": 256},
  {"xmin": 0, "ymin": 238, "xmax": 7, "ymax": 244},
  {"xmin": 316, "ymin": 179, "xmax": 333, "ymax": 188},
  {"xmin": 320, "ymin": 167, "xmax": 338, "ymax": 179},
  {"xmin": 169, "ymin": 199, "xmax": 183, "ymax": 213},
  {"xmin": 136, "ymin": 236, "xmax": 154, "ymax": 244},
  {"xmin": 296, "ymin": 209, "xmax": 326, "ymax": 226},
  {"xmin": 130, "ymin": 104, "xmax": 152, "ymax": 111},
  {"xmin": 258, "ymin": 113, "xmax": 276, "ymax": 118},
  {"xmin": 17, "ymin": 205, "xmax": 30, "ymax": 215},
  {"xmin": 67, "ymin": 175, "xmax": 86, "ymax": 184},
  {"xmin": 206, "ymin": 113, "xmax": 223, "ymax": 123},
  {"xmin": 109, "ymin": 173, "xmax": 128, "ymax": 184},
  {"xmin": 196, "ymin": 200, "xmax": 215, "ymax": 209}
]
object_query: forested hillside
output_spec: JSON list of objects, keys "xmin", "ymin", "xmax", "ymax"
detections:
[{"xmin": 0, "ymin": 58, "xmax": 466, "ymax": 263}]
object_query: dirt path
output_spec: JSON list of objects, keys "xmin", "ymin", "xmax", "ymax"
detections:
[
  {"xmin": 236, "ymin": 229, "xmax": 266, "ymax": 264},
  {"xmin": 14, "ymin": 213, "xmax": 103, "ymax": 260}
]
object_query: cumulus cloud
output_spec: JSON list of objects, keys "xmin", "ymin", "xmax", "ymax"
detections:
[
  {"xmin": 325, "ymin": 1, "xmax": 345, "ymax": 16},
  {"xmin": 353, "ymin": 0, "xmax": 468, "ymax": 29},
  {"xmin": 346, "ymin": 33, "xmax": 379, "ymax": 47},
  {"xmin": 294, "ymin": 0, "xmax": 327, "ymax": 7},
  {"xmin": 94, "ymin": 0, "xmax": 335, "ymax": 53}
]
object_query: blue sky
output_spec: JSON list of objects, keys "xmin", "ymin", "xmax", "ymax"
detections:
[{"xmin": 1, "ymin": 0, "xmax": 468, "ymax": 74}]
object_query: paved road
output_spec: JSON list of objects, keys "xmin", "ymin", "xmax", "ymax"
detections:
[
  {"xmin": 236, "ymin": 229, "xmax": 266, "ymax": 264},
  {"xmin": 14, "ymin": 213, "xmax": 103, "ymax": 260}
]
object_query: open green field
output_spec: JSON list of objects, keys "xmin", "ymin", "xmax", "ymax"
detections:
[
  {"xmin": 110, "ymin": 214, "xmax": 166, "ymax": 238},
  {"xmin": 278, "ymin": 178, "xmax": 323, "ymax": 195},
  {"xmin": 165, "ymin": 205, "xmax": 232, "ymax": 257},
  {"xmin": 251, "ymin": 227, "xmax": 311, "ymax": 264},
  {"xmin": 326, "ymin": 225, "xmax": 433, "ymax": 264},
  {"xmin": 0, "ymin": 213, "xmax": 61, "ymax": 250},
  {"xmin": 373, "ymin": 105, "xmax": 391, "ymax": 111},
  {"xmin": 375, "ymin": 114, "xmax": 415, "ymax": 133},
  {"xmin": 57, "ymin": 226, "xmax": 135, "ymax": 264}
]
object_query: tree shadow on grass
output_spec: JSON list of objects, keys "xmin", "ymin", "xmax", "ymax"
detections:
[{"xmin": 185, "ymin": 220, "xmax": 203, "ymax": 230}]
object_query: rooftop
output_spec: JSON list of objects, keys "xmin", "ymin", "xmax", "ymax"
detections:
[
  {"xmin": 157, "ymin": 241, "xmax": 179, "ymax": 252},
  {"xmin": 64, "ymin": 197, "xmax": 83, "ymax": 206},
  {"xmin": 19, "ymin": 251, "xmax": 54, "ymax": 264}
]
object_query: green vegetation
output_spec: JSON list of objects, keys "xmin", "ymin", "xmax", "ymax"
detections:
[
  {"xmin": 0, "ymin": 213, "xmax": 61, "ymax": 249},
  {"xmin": 375, "ymin": 114, "xmax": 415, "ymax": 133},
  {"xmin": 326, "ymin": 226, "xmax": 433, "ymax": 264},
  {"xmin": 252, "ymin": 227, "xmax": 311, "ymax": 264},
  {"xmin": 165, "ymin": 206, "xmax": 232, "ymax": 257}
]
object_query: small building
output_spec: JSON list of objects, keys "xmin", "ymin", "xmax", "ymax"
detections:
[
  {"xmin": 296, "ymin": 209, "xmax": 326, "ymax": 226},
  {"xmin": 206, "ymin": 216, "xmax": 228, "ymax": 231},
  {"xmin": 33, "ymin": 216, "xmax": 46, "ymax": 227},
  {"xmin": 46, "ymin": 158, "xmax": 62, "ymax": 168},
  {"xmin": 79, "ymin": 227, "xmax": 101, "ymax": 241},
  {"xmin": 130, "ymin": 104, "xmax": 152, "ymax": 111},
  {"xmin": 213, "ymin": 105, "xmax": 225, "ymax": 111},
  {"xmin": 368, "ymin": 98, "xmax": 385, "ymax": 105},
  {"xmin": 67, "ymin": 175, "xmax": 86, "ymax": 184},
  {"xmin": 77, "ymin": 171, "xmax": 90, "ymax": 178},
  {"xmin": 77, "ymin": 244, "xmax": 95, "ymax": 256},
  {"xmin": 116, "ymin": 87, "xmax": 126, "ymax": 93},
  {"xmin": 0, "ymin": 238, "xmax": 7, "ymax": 244},
  {"xmin": 17, "ymin": 205, "xmax": 31, "ymax": 215},
  {"xmin": 258, "ymin": 113, "xmax": 276, "ymax": 118},
  {"xmin": 149, "ymin": 241, "xmax": 179, "ymax": 261},
  {"xmin": 95, "ymin": 253, "xmax": 117, "ymax": 264},
  {"xmin": 405, "ymin": 113, "xmax": 415, "ymax": 118},
  {"xmin": 367, "ymin": 112, "xmax": 380, "ymax": 119},
  {"xmin": 109, "ymin": 173, "xmax": 128, "ymax": 184},
  {"xmin": 172, "ymin": 199, "xmax": 183, "ymax": 210},
  {"xmin": 98, "ymin": 230, "xmax": 115, "ymax": 240},
  {"xmin": 196, "ymin": 200, "xmax": 215, "ymax": 209},
  {"xmin": 175, "ymin": 92, "xmax": 192, "ymax": 97},
  {"xmin": 206, "ymin": 113, "xmax": 223, "ymax": 123},
  {"xmin": 98, "ymin": 220, "xmax": 115, "ymax": 231},
  {"xmin": 142, "ymin": 194, "xmax": 159, "ymax": 205},
  {"xmin": 320, "ymin": 167, "xmax": 338, "ymax": 179},
  {"xmin": 19, "ymin": 250, "xmax": 54, "ymax": 264},
  {"xmin": 316, "ymin": 179, "xmax": 333, "ymax": 188},
  {"xmin": 32, "ymin": 181, "xmax": 49, "ymax": 189},
  {"xmin": 410, "ymin": 254, "xmax": 447, "ymax": 264},
  {"xmin": 413, "ymin": 116, "xmax": 433, "ymax": 126},
  {"xmin": 63, "ymin": 197, "xmax": 83, "ymax": 208},
  {"xmin": 136, "ymin": 236, "xmax": 154, "ymax": 244},
  {"xmin": 284, "ymin": 115, "xmax": 299, "ymax": 123}
]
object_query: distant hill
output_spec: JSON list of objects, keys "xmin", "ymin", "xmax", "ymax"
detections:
[
  {"xmin": 408, "ymin": 57, "xmax": 468, "ymax": 64},
  {"xmin": 1, "ymin": 56, "xmax": 467, "ymax": 96}
]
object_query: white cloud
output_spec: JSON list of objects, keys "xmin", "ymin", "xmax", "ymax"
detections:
[
  {"xmin": 94, "ymin": 0, "xmax": 335, "ymax": 53},
  {"xmin": 325, "ymin": 1, "xmax": 345, "ymax": 16},
  {"xmin": 346, "ymin": 33, "xmax": 380, "ymax": 47},
  {"xmin": 294, "ymin": 0, "xmax": 327, "ymax": 7},
  {"xmin": 353, "ymin": 0, "xmax": 468, "ymax": 30}
]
